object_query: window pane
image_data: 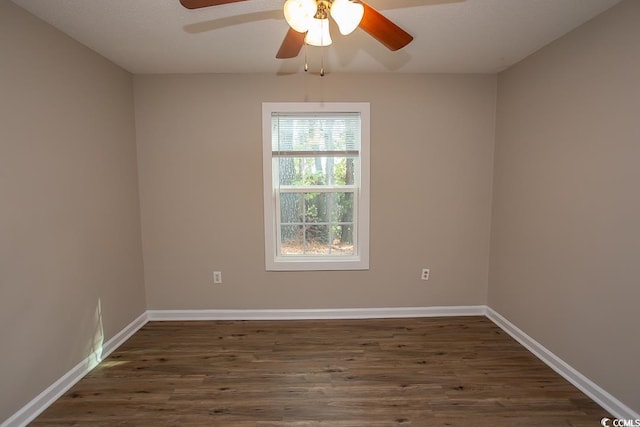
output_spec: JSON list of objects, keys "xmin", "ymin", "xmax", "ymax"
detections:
[
  {"xmin": 303, "ymin": 192, "xmax": 328, "ymax": 223},
  {"xmin": 280, "ymin": 225, "xmax": 303, "ymax": 255},
  {"xmin": 278, "ymin": 157, "xmax": 298, "ymax": 186},
  {"xmin": 332, "ymin": 192, "xmax": 353, "ymax": 222},
  {"xmin": 280, "ymin": 193, "xmax": 303, "ymax": 224},
  {"xmin": 332, "ymin": 225, "xmax": 355, "ymax": 255},
  {"xmin": 304, "ymin": 225, "xmax": 330, "ymax": 254},
  {"xmin": 279, "ymin": 157, "xmax": 357, "ymax": 187},
  {"xmin": 335, "ymin": 157, "xmax": 356, "ymax": 187},
  {"xmin": 297, "ymin": 192, "xmax": 353, "ymax": 223}
]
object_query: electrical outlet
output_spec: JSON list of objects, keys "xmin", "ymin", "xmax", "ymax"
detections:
[
  {"xmin": 213, "ymin": 271, "xmax": 222, "ymax": 284},
  {"xmin": 421, "ymin": 268, "xmax": 430, "ymax": 281}
]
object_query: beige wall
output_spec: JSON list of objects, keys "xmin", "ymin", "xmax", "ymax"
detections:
[
  {"xmin": 489, "ymin": 0, "xmax": 640, "ymax": 413},
  {"xmin": 0, "ymin": 0, "xmax": 146, "ymax": 421},
  {"xmin": 134, "ymin": 73, "xmax": 496, "ymax": 310}
]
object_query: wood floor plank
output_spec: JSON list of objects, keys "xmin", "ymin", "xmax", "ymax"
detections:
[{"xmin": 30, "ymin": 317, "xmax": 609, "ymax": 426}]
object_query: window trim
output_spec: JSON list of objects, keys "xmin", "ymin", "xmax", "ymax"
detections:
[{"xmin": 262, "ymin": 102, "xmax": 370, "ymax": 271}]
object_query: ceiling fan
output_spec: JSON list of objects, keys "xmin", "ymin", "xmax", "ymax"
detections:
[{"xmin": 179, "ymin": 0, "xmax": 414, "ymax": 59}]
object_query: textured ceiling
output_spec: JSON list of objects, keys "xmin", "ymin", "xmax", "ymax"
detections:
[{"xmin": 10, "ymin": 0, "xmax": 623, "ymax": 74}]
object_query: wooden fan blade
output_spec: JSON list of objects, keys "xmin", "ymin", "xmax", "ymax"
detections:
[
  {"xmin": 276, "ymin": 28, "xmax": 306, "ymax": 59},
  {"xmin": 358, "ymin": 2, "xmax": 414, "ymax": 51},
  {"xmin": 179, "ymin": 0, "xmax": 248, "ymax": 10}
]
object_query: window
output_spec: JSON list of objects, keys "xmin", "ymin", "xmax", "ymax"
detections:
[{"xmin": 262, "ymin": 102, "xmax": 370, "ymax": 271}]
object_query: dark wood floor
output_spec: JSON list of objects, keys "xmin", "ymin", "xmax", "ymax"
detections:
[{"xmin": 31, "ymin": 316, "xmax": 608, "ymax": 426}]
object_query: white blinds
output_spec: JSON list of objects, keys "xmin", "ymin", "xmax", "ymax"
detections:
[{"xmin": 271, "ymin": 112, "xmax": 361, "ymax": 156}]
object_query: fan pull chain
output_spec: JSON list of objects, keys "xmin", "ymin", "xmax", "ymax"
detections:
[
  {"xmin": 320, "ymin": 19, "xmax": 325, "ymax": 77},
  {"xmin": 304, "ymin": 43, "xmax": 308, "ymax": 72}
]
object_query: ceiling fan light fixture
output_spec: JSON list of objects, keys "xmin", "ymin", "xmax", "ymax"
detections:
[
  {"xmin": 330, "ymin": 0, "xmax": 364, "ymax": 35},
  {"xmin": 305, "ymin": 17, "xmax": 332, "ymax": 46},
  {"xmin": 283, "ymin": 0, "xmax": 316, "ymax": 33}
]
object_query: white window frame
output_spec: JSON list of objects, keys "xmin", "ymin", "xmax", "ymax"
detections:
[{"xmin": 262, "ymin": 102, "xmax": 370, "ymax": 271}]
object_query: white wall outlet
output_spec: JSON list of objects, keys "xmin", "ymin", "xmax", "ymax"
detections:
[
  {"xmin": 421, "ymin": 268, "xmax": 430, "ymax": 281},
  {"xmin": 213, "ymin": 271, "xmax": 222, "ymax": 284}
]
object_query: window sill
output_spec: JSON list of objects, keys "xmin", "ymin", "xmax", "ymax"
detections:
[{"xmin": 266, "ymin": 256, "xmax": 369, "ymax": 271}]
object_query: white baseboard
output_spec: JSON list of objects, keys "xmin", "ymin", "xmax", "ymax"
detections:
[
  {"xmin": 1, "ymin": 312, "xmax": 148, "ymax": 427},
  {"xmin": 146, "ymin": 305, "xmax": 487, "ymax": 321},
  {"xmin": 486, "ymin": 307, "xmax": 639, "ymax": 421}
]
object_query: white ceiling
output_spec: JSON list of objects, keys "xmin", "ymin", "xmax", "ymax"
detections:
[{"xmin": 11, "ymin": 0, "xmax": 623, "ymax": 75}]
